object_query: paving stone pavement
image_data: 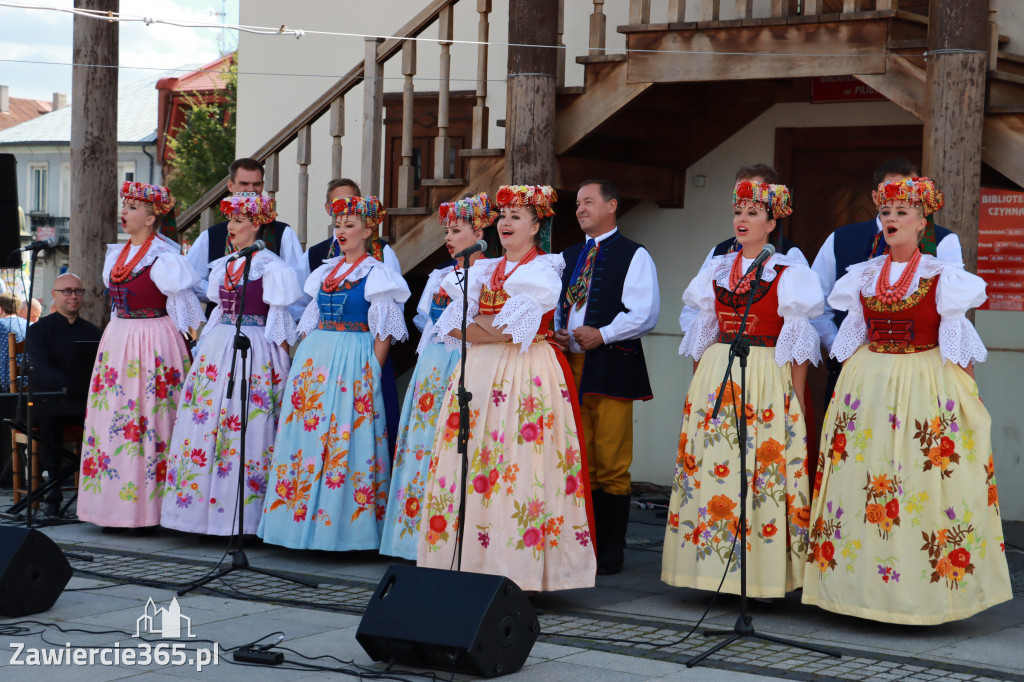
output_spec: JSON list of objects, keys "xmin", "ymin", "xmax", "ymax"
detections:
[{"xmin": 1, "ymin": 496, "xmax": 1021, "ymax": 681}]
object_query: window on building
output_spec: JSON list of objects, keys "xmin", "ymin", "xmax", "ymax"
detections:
[{"xmin": 29, "ymin": 163, "xmax": 47, "ymax": 213}]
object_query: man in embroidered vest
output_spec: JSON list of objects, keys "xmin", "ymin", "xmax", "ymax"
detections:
[
  {"xmin": 554, "ymin": 180, "xmax": 660, "ymax": 575},
  {"xmin": 811, "ymin": 157, "xmax": 962, "ymax": 401},
  {"xmin": 186, "ymin": 158, "xmax": 305, "ymax": 308}
]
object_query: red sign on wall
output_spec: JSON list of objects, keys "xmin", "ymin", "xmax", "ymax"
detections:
[
  {"xmin": 810, "ymin": 76, "xmax": 885, "ymax": 103},
  {"xmin": 978, "ymin": 188, "xmax": 1024, "ymax": 312}
]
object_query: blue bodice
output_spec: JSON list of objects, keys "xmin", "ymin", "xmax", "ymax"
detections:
[
  {"xmin": 317, "ymin": 277, "xmax": 370, "ymax": 332},
  {"xmin": 428, "ymin": 289, "xmax": 451, "ymax": 324}
]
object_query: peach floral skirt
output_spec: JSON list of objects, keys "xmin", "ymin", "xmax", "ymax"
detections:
[
  {"xmin": 662, "ymin": 344, "xmax": 811, "ymax": 597},
  {"xmin": 416, "ymin": 340, "xmax": 596, "ymax": 592},
  {"xmin": 802, "ymin": 346, "xmax": 1012, "ymax": 624}
]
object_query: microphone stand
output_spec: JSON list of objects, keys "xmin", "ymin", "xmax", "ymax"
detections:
[
  {"xmin": 687, "ymin": 255, "xmax": 840, "ymax": 668},
  {"xmin": 454, "ymin": 253, "xmax": 472, "ymax": 571},
  {"xmin": 179, "ymin": 251, "xmax": 317, "ymax": 596},
  {"xmin": 11, "ymin": 245, "xmax": 42, "ymax": 527}
]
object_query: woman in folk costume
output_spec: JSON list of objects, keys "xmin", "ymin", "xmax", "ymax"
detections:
[
  {"xmin": 78, "ymin": 182, "xmax": 204, "ymax": 529},
  {"xmin": 160, "ymin": 194, "xmax": 300, "ymax": 535},
  {"xmin": 258, "ymin": 196, "xmax": 410, "ymax": 550},
  {"xmin": 664, "ymin": 181, "xmax": 823, "ymax": 597},
  {"xmin": 380, "ymin": 193, "xmax": 496, "ymax": 559},
  {"xmin": 802, "ymin": 177, "xmax": 1012, "ymax": 624},
  {"xmin": 417, "ymin": 185, "xmax": 597, "ymax": 592}
]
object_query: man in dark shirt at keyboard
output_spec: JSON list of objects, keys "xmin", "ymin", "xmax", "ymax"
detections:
[{"xmin": 25, "ymin": 273, "xmax": 101, "ymax": 515}]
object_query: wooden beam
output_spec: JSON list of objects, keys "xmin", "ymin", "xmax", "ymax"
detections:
[
  {"xmin": 555, "ymin": 61, "xmax": 652, "ymax": 155},
  {"xmin": 362, "ymin": 37, "xmax": 385, "ymax": 196},
  {"xmin": 506, "ymin": 0, "xmax": 559, "ymax": 184},
  {"xmin": 855, "ymin": 55, "xmax": 926, "ymax": 120},
  {"xmin": 629, "ymin": 0, "xmax": 651, "ymax": 24},
  {"xmin": 923, "ymin": 0, "xmax": 989, "ymax": 275},
  {"xmin": 982, "ymin": 115, "xmax": 1024, "ymax": 189},
  {"xmin": 625, "ymin": 20, "xmax": 888, "ymax": 83},
  {"xmin": 70, "ymin": 0, "xmax": 119, "ymax": 327},
  {"xmin": 557, "ymin": 156, "xmax": 683, "ymax": 204}
]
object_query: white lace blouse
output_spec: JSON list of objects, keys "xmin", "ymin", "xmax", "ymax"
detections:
[
  {"xmin": 433, "ymin": 254, "xmax": 565, "ymax": 353},
  {"xmin": 296, "ymin": 256, "xmax": 411, "ymax": 342},
  {"xmin": 677, "ymin": 252, "xmax": 824, "ymax": 367},
  {"xmin": 203, "ymin": 251, "xmax": 301, "ymax": 345},
  {"xmin": 414, "ymin": 264, "xmax": 461, "ymax": 355},
  {"xmin": 102, "ymin": 235, "xmax": 205, "ymax": 333},
  {"xmin": 828, "ymin": 255, "xmax": 987, "ymax": 366}
]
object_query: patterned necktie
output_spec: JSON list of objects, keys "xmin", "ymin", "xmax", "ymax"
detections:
[{"xmin": 566, "ymin": 239, "xmax": 598, "ymax": 311}]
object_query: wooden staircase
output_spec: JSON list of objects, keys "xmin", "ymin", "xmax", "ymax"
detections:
[{"xmin": 176, "ymin": 0, "xmax": 1024, "ymax": 275}]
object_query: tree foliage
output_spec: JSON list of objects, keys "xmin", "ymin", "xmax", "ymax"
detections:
[{"xmin": 166, "ymin": 57, "xmax": 237, "ymax": 225}]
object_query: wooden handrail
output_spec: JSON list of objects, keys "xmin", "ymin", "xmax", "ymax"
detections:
[{"xmin": 176, "ymin": 0, "xmax": 461, "ymax": 232}]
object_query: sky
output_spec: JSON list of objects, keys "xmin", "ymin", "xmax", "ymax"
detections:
[{"xmin": 1, "ymin": 0, "xmax": 240, "ymax": 101}]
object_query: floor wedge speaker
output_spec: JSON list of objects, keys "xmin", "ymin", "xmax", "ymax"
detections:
[
  {"xmin": 0, "ymin": 527, "xmax": 72, "ymax": 617},
  {"xmin": 356, "ymin": 564, "xmax": 539, "ymax": 678}
]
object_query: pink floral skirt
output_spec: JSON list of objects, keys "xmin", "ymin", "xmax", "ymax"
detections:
[{"xmin": 78, "ymin": 316, "xmax": 190, "ymax": 527}]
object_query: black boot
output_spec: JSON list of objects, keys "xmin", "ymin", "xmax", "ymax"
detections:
[{"xmin": 597, "ymin": 493, "xmax": 630, "ymax": 575}]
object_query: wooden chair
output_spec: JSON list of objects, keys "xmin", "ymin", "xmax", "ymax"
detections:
[{"xmin": 7, "ymin": 332, "xmax": 80, "ymax": 507}]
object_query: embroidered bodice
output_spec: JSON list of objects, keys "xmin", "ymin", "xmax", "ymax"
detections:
[
  {"xmin": 317, "ymin": 277, "xmax": 371, "ymax": 332},
  {"xmin": 712, "ymin": 265, "xmax": 786, "ymax": 347},
  {"xmin": 860, "ymin": 276, "xmax": 940, "ymax": 354},
  {"xmin": 110, "ymin": 265, "xmax": 168, "ymax": 319}
]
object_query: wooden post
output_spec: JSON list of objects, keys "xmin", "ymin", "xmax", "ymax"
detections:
[
  {"xmin": 989, "ymin": 0, "xmax": 1000, "ymax": 71},
  {"xmin": 506, "ymin": 0, "xmax": 558, "ymax": 185},
  {"xmin": 555, "ymin": 0, "xmax": 565, "ymax": 89},
  {"xmin": 589, "ymin": 1, "xmax": 606, "ymax": 57},
  {"xmin": 70, "ymin": 0, "xmax": 118, "ymax": 327},
  {"xmin": 734, "ymin": 0, "xmax": 752, "ymax": 20},
  {"xmin": 474, "ymin": 0, "xmax": 492, "ymax": 148},
  {"xmin": 330, "ymin": 96, "xmax": 344, "ymax": 179},
  {"xmin": 434, "ymin": 7, "xmax": 454, "ymax": 180},
  {"xmin": 398, "ymin": 40, "xmax": 417, "ymax": 208},
  {"xmin": 200, "ymin": 207, "xmax": 215, "ymax": 232},
  {"xmin": 842, "ymin": 0, "xmax": 862, "ymax": 13},
  {"xmin": 296, "ymin": 124, "xmax": 311, "ymax": 248},
  {"xmin": 803, "ymin": 0, "xmax": 820, "ymax": 17},
  {"xmin": 923, "ymin": 0, "xmax": 989, "ymax": 275},
  {"xmin": 265, "ymin": 152, "xmax": 279, "ymax": 200},
  {"xmin": 361, "ymin": 37, "xmax": 385, "ymax": 196},
  {"xmin": 629, "ymin": 0, "xmax": 651, "ymax": 24},
  {"xmin": 770, "ymin": 0, "xmax": 790, "ymax": 18},
  {"xmin": 668, "ymin": 0, "xmax": 687, "ymax": 22},
  {"xmin": 701, "ymin": 0, "xmax": 721, "ymax": 22}
]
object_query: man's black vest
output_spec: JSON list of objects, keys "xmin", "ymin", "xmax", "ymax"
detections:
[
  {"xmin": 207, "ymin": 220, "xmax": 288, "ymax": 263},
  {"xmin": 711, "ymin": 234, "xmax": 801, "ymax": 257},
  {"xmin": 831, "ymin": 219, "xmax": 952, "ymax": 329},
  {"xmin": 559, "ymin": 232, "xmax": 653, "ymax": 401}
]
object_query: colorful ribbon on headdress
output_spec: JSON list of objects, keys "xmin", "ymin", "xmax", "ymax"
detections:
[
  {"xmin": 494, "ymin": 185, "xmax": 558, "ymax": 219},
  {"xmin": 872, "ymin": 176, "xmax": 944, "ymax": 257},
  {"xmin": 120, "ymin": 181, "xmax": 175, "ymax": 216},
  {"xmin": 732, "ymin": 180, "xmax": 793, "ymax": 219},
  {"xmin": 439, "ymin": 193, "xmax": 498, "ymax": 229},
  {"xmin": 330, "ymin": 195, "xmax": 386, "ymax": 228},
  {"xmin": 220, "ymin": 192, "xmax": 278, "ymax": 227}
]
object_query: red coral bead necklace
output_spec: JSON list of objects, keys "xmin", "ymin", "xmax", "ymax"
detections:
[
  {"xmin": 109, "ymin": 233, "xmax": 157, "ymax": 284},
  {"xmin": 875, "ymin": 247, "xmax": 922, "ymax": 305}
]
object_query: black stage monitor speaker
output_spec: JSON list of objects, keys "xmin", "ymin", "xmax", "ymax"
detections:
[
  {"xmin": 0, "ymin": 527, "xmax": 72, "ymax": 617},
  {"xmin": 0, "ymin": 154, "xmax": 21, "ymax": 265},
  {"xmin": 356, "ymin": 564, "xmax": 539, "ymax": 678}
]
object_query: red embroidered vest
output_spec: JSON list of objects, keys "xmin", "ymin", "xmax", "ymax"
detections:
[
  {"xmin": 109, "ymin": 265, "xmax": 168, "ymax": 319},
  {"xmin": 713, "ymin": 265, "xmax": 786, "ymax": 347},
  {"xmin": 860, "ymin": 275, "xmax": 940, "ymax": 354}
]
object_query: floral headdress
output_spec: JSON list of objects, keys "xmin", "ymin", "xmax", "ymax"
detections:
[
  {"xmin": 494, "ymin": 185, "xmax": 558, "ymax": 219},
  {"xmin": 330, "ymin": 195, "xmax": 386, "ymax": 228},
  {"xmin": 438, "ymin": 193, "xmax": 497, "ymax": 229},
  {"xmin": 220, "ymin": 192, "xmax": 277, "ymax": 227},
  {"xmin": 120, "ymin": 181, "xmax": 175, "ymax": 216},
  {"xmin": 733, "ymin": 180, "xmax": 793, "ymax": 219},
  {"xmin": 874, "ymin": 176, "xmax": 944, "ymax": 216}
]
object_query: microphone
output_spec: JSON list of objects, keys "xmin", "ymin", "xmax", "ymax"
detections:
[
  {"xmin": 744, "ymin": 243, "xmax": 776, "ymax": 275},
  {"xmin": 226, "ymin": 239, "xmax": 266, "ymax": 262},
  {"xmin": 18, "ymin": 237, "xmax": 59, "ymax": 252},
  {"xmin": 453, "ymin": 239, "xmax": 487, "ymax": 260}
]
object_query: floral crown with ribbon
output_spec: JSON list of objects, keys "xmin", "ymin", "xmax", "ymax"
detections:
[
  {"xmin": 120, "ymin": 181, "xmax": 175, "ymax": 216},
  {"xmin": 330, "ymin": 195, "xmax": 386, "ymax": 228},
  {"xmin": 220, "ymin": 192, "xmax": 277, "ymax": 227},
  {"xmin": 874, "ymin": 176, "xmax": 945, "ymax": 216},
  {"xmin": 732, "ymin": 180, "xmax": 793, "ymax": 219},
  {"xmin": 438, "ymin": 192, "xmax": 498, "ymax": 229},
  {"xmin": 494, "ymin": 185, "xmax": 558, "ymax": 219}
]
